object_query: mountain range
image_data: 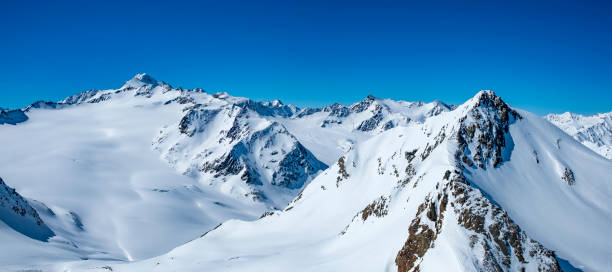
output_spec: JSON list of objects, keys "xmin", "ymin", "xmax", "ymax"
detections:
[{"xmin": 0, "ymin": 74, "xmax": 609, "ymax": 272}]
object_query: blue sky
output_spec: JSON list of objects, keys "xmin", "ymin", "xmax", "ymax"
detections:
[{"xmin": 1, "ymin": 0, "xmax": 611, "ymax": 115}]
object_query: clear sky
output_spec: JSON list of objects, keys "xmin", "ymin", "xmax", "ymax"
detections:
[{"xmin": 1, "ymin": 0, "xmax": 611, "ymax": 115}]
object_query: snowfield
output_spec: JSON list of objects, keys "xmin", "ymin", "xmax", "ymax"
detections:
[
  {"xmin": 0, "ymin": 74, "xmax": 609, "ymax": 272},
  {"xmin": 546, "ymin": 111, "xmax": 612, "ymax": 160}
]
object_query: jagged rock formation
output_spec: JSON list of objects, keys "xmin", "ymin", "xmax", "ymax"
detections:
[
  {"xmin": 455, "ymin": 90, "xmax": 521, "ymax": 169},
  {"xmin": 300, "ymin": 94, "xmax": 454, "ymax": 133},
  {"xmin": 0, "ymin": 177, "xmax": 54, "ymax": 241},
  {"xmin": 152, "ymin": 86, "xmax": 326, "ymax": 207},
  {"xmin": 2, "ymin": 75, "xmax": 609, "ymax": 272},
  {"xmin": 108, "ymin": 90, "xmax": 610, "ymax": 272}
]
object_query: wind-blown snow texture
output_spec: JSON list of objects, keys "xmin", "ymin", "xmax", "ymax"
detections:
[
  {"xmin": 0, "ymin": 75, "xmax": 609, "ymax": 272},
  {"xmin": 546, "ymin": 111, "xmax": 612, "ymax": 160}
]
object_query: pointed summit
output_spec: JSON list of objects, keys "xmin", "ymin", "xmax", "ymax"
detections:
[
  {"xmin": 454, "ymin": 90, "xmax": 521, "ymax": 169},
  {"xmin": 121, "ymin": 73, "xmax": 167, "ymax": 89},
  {"xmin": 133, "ymin": 73, "xmax": 157, "ymax": 84},
  {"xmin": 351, "ymin": 94, "xmax": 378, "ymax": 113},
  {"xmin": 464, "ymin": 90, "xmax": 508, "ymax": 110}
]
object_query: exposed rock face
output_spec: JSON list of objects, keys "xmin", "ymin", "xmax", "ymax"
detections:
[
  {"xmin": 561, "ymin": 167, "xmax": 575, "ymax": 185},
  {"xmin": 178, "ymin": 108, "xmax": 223, "ymax": 137},
  {"xmin": 317, "ymin": 95, "xmax": 453, "ymax": 132},
  {"xmin": 0, "ymin": 177, "xmax": 54, "ymax": 241},
  {"xmin": 236, "ymin": 99, "xmax": 297, "ymax": 118},
  {"xmin": 448, "ymin": 173, "xmax": 560, "ymax": 272},
  {"xmin": 396, "ymin": 170, "xmax": 561, "ymax": 272},
  {"xmin": 396, "ymin": 200, "xmax": 438, "ymax": 272},
  {"xmin": 273, "ymin": 142, "xmax": 326, "ymax": 189},
  {"xmin": 360, "ymin": 196, "xmax": 388, "ymax": 221},
  {"xmin": 456, "ymin": 91, "xmax": 521, "ymax": 169},
  {"xmin": 396, "ymin": 92, "xmax": 560, "ymax": 272},
  {"xmin": 155, "ymin": 95, "xmax": 327, "ymax": 205},
  {"xmin": 0, "ymin": 109, "xmax": 28, "ymax": 125},
  {"xmin": 320, "ymin": 103, "xmax": 351, "ymax": 127},
  {"xmin": 60, "ymin": 90, "xmax": 105, "ymax": 105},
  {"xmin": 350, "ymin": 94, "xmax": 376, "ymax": 113},
  {"xmin": 356, "ymin": 105, "xmax": 385, "ymax": 131},
  {"xmin": 335, "ymin": 156, "xmax": 350, "ymax": 186}
]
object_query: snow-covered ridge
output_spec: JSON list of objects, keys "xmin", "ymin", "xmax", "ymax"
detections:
[
  {"xmin": 97, "ymin": 90, "xmax": 612, "ymax": 272},
  {"xmin": 2, "ymin": 75, "xmax": 609, "ymax": 271},
  {"xmin": 0, "ymin": 74, "xmax": 457, "ymax": 267},
  {"xmin": 7, "ymin": 73, "xmax": 456, "ymax": 206},
  {"xmin": 546, "ymin": 111, "xmax": 612, "ymax": 159},
  {"xmin": 0, "ymin": 108, "xmax": 28, "ymax": 125}
]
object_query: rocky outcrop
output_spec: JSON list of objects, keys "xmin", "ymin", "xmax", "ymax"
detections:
[
  {"xmin": 0, "ymin": 109, "xmax": 28, "ymax": 125},
  {"xmin": 456, "ymin": 91, "xmax": 521, "ymax": 169},
  {"xmin": 156, "ymin": 99, "xmax": 327, "ymax": 205},
  {"xmin": 396, "ymin": 170, "xmax": 561, "ymax": 272},
  {"xmin": 356, "ymin": 105, "xmax": 385, "ymax": 132},
  {"xmin": 0, "ymin": 177, "xmax": 54, "ymax": 241}
]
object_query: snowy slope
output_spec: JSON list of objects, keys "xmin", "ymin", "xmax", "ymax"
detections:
[
  {"xmin": 546, "ymin": 111, "xmax": 612, "ymax": 160},
  {"xmin": 75, "ymin": 91, "xmax": 611, "ymax": 272},
  {"xmin": 2, "ymin": 75, "xmax": 609, "ymax": 272},
  {"xmin": 0, "ymin": 177, "xmax": 83, "ymax": 270},
  {"xmin": 0, "ymin": 88, "xmax": 270, "ymax": 262},
  {"xmin": 0, "ymin": 177, "xmax": 54, "ymax": 241},
  {"xmin": 280, "ymin": 95, "xmax": 454, "ymax": 164},
  {"xmin": 0, "ymin": 74, "xmax": 452, "ymax": 269},
  {"xmin": 153, "ymin": 94, "xmax": 327, "ymax": 208}
]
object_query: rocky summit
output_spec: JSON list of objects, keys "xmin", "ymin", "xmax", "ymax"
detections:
[{"xmin": 0, "ymin": 74, "xmax": 609, "ymax": 272}]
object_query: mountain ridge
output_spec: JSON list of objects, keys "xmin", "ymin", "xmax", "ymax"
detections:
[
  {"xmin": 0, "ymin": 74, "xmax": 609, "ymax": 271},
  {"xmin": 546, "ymin": 111, "xmax": 612, "ymax": 160}
]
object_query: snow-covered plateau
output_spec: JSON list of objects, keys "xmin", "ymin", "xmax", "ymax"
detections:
[{"xmin": 0, "ymin": 74, "xmax": 609, "ymax": 272}]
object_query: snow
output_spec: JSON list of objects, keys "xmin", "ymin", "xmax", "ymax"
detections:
[
  {"xmin": 467, "ymin": 110, "xmax": 612, "ymax": 271},
  {"xmin": 0, "ymin": 75, "xmax": 609, "ymax": 272},
  {"xmin": 59, "ymin": 90, "xmax": 606, "ymax": 272},
  {"xmin": 546, "ymin": 111, "xmax": 612, "ymax": 160},
  {"xmin": 0, "ymin": 87, "xmax": 267, "ymax": 263}
]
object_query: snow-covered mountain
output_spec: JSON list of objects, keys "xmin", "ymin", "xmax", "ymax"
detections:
[
  {"xmin": 154, "ymin": 95, "xmax": 327, "ymax": 208},
  {"xmin": 546, "ymin": 111, "xmax": 612, "ymax": 160},
  {"xmin": 0, "ymin": 75, "xmax": 609, "ymax": 272},
  {"xmin": 0, "ymin": 177, "xmax": 54, "ymax": 241},
  {"xmin": 75, "ymin": 91, "xmax": 612, "ymax": 272},
  {"xmin": 0, "ymin": 74, "xmax": 453, "ymax": 268},
  {"xmin": 0, "ymin": 108, "xmax": 28, "ymax": 125}
]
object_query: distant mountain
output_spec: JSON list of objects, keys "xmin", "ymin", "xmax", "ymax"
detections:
[
  {"xmin": 0, "ymin": 75, "xmax": 608, "ymax": 272},
  {"xmin": 0, "ymin": 74, "xmax": 453, "ymax": 265},
  {"xmin": 546, "ymin": 111, "xmax": 612, "ymax": 160},
  {"xmin": 0, "ymin": 108, "xmax": 28, "ymax": 125}
]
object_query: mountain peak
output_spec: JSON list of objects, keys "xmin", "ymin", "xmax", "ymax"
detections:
[
  {"xmin": 350, "ymin": 94, "xmax": 378, "ymax": 113},
  {"xmin": 454, "ymin": 90, "xmax": 522, "ymax": 169},
  {"xmin": 470, "ymin": 90, "xmax": 501, "ymax": 104},
  {"xmin": 121, "ymin": 73, "xmax": 167, "ymax": 89},
  {"xmin": 461, "ymin": 90, "xmax": 513, "ymax": 114},
  {"xmin": 133, "ymin": 73, "xmax": 157, "ymax": 84}
]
